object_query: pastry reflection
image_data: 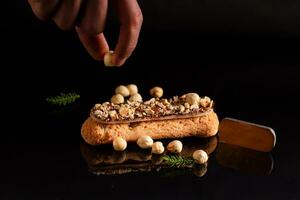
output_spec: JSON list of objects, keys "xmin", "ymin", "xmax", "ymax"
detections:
[
  {"xmin": 216, "ymin": 143, "xmax": 274, "ymax": 176},
  {"xmin": 80, "ymin": 136, "xmax": 218, "ymax": 176}
]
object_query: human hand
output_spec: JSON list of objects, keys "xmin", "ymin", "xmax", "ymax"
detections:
[{"xmin": 28, "ymin": 0, "xmax": 143, "ymax": 66}]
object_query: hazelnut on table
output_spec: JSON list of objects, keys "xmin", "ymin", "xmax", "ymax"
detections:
[
  {"xmin": 113, "ymin": 137, "xmax": 127, "ymax": 151},
  {"xmin": 150, "ymin": 87, "xmax": 163, "ymax": 98},
  {"xmin": 152, "ymin": 142, "xmax": 165, "ymax": 154},
  {"xmin": 111, "ymin": 94, "xmax": 124, "ymax": 104},
  {"xmin": 193, "ymin": 150, "xmax": 208, "ymax": 164},
  {"xmin": 115, "ymin": 85, "xmax": 130, "ymax": 97},
  {"xmin": 167, "ymin": 140, "xmax": 183, "ymax": 153},
  {"xmin": 137, "ymin": 135, "xmax": 153, "ymax": 149}
]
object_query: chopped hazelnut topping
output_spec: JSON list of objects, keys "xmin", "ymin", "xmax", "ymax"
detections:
[
  {"xmin": 190, "ymin": 104, "xmax": 199, "ymax": 110},
  {"xmin": 109, "ymin": 110, "xmax": 117, "ymax": 120},
  {"xmin": 184, "ymin": 102, "xmax": 190, "ymax": 109},
  {"xmin": 179, "ymin": 105, "xmax": 185, "ymax": 113},
  {"xmin": 199, "ymin": 96, "xmax": 211, "ymax": 107},
  {"xmin": 91, "ymin": 94, "xmax": 214, "ymax": 123}
]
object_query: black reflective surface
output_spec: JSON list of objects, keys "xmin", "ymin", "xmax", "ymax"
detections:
[
  {"xmin": 1, "ymin": 1, "xmax": 300, "ymax": 199},
  {"xmin": 1, "ymin": 80, "xmax": 299, "ymax": 199}
]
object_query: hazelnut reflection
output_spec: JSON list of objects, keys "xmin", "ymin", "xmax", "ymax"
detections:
[{"xmin": 80, "ymin": 136, "xmax": 217, "ymax": 176}]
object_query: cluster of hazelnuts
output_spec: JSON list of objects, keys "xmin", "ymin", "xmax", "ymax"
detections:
[
  {"xmin": 111, "ymin": 84, "xmax": 163, "ymax": 105},
  {"xmin": 112, "ymin": 136, "xmax": 208, "ymax": 165}
]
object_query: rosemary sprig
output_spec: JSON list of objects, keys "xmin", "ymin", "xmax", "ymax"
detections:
[
  {"xmin": 163, "ymin": 155, "xmax": 194, "ymax": 168},
  {"xmin": 46, "ymin": 93, "xmax": 80, "ymax": 106}
]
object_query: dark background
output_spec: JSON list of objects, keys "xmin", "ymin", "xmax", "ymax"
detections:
[{"xmin": 1, "ymin": 1, "xmax": 300, "ymax": 199}]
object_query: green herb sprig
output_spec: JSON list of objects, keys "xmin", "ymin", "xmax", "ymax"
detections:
[
  {"xmin": 46, "ymin": 93, "xmax": 80, "ymax": 106},
  {"xmin": 163, "ymin": 155, "xmax": 194, "ymax": 168}
]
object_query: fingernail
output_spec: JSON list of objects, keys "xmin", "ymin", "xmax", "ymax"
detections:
[{"xmin": 112, "ymin": 54, "xmax": 126, "ymax": 67}]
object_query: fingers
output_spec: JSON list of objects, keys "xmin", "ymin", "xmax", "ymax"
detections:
[
  {"xmin": 76, "ymin": 26, "xmax": 109, "ymax": 61},
  {"xmin": 76, "ymin": 0, "xmax": 109, "ymax": 61},
  {"xmin": 28, "ymin": 0, "xmax": 61, "ymax": 20},
  {"xmin": 77, "ymin": 0, "xmax": 108, "ymax": 35},
  {"xmin": 52, "ymin": 0, "xmax": 82, "ymax": 30},
  {"xmin": 112, "ymin": 0, "xmax": 143, "ymax": 66},
  {"xmin": 29, "ymin": 0, "xmax": 143, "ymax": 64}
]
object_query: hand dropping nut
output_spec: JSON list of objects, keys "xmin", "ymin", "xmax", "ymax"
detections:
[
  {"xmin": 167, "ymin": 140, "xmax": 183, "ymax": 153},
  {"xmin": 115, "ymin": 85, "xmax": 130, "ymax": 97},
  {"xmin": 152, "ymin": 141, "xmax": 165, "ymax": 154},
  {"xmin": 111, "ymin": 94, "xmax": 124, "ymax": 104},
  {"xmin": 137, "ymin": 135, "xmax": 153, "ymax": 149},
  {"xmin": 113, "ymin": 137, "xmax": 127, "ymax": 151},
  {"xmin": 150, "ymin": 86, "xmax": 163, "ymax": 98},
  {"xmin": 127, "ymin": 84, "xmax": 138, "ymax": 95},
  {"xmin": 193, "ymin": 150, "xmax": 208, "ymax": 164}
]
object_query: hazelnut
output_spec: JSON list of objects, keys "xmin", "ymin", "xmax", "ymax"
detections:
[
  {"xmin": 152, "ymin": 142, "xmax": 165, "ymax": 154},
  {"xmin": 119, "ymin": 106, "xmax": 133, "ymax": 117},
  {"xmin": 199, "ymin": 96, "xmax": 211, "ymax": 107},
  {"xmin": 167, "ymin": 140, "xmax": 183, "ymax": 153},
  {"xmin": 190, "ymin": 104, "xmax": 199, "ymax": 110},
  {"xmin": 127, "ymin": 84, "xmax": 138, "ymax": 95},
  {"xmin": 109, "ymin": 110, "xmax": 118, "ymax": 120},
  {"xmin": 113, "ymin": 137, "xmax": 127, "ymax": 151},
  {"xmin": 179, "ymin": 105, "xmax": 185, "ymax": 112},
  {"xmin": 185, "ymin": 93, "xmax": 200, "ymax": 105},
  {"xmin": 115, "ymin": 85, "xmax": 130, "ymax": 97},
  {"xmin": 193, "ymin": 150, "xmax": 208, "ymax": 164},
  {"xmin": 104, "ymin": 51, "xmax": 115, "ymax": 67},
  {"xmin": 129, "ymin": 93, "xmax": 143, "ymax": 102},
  {"xmin": 150, "ymin": 87, "xmax": 163, "ymax": 98},
  {"xmin": 137, "ymin": 135, "xmax": 153, "ymax": 149},
  {"xmin": 184, "ymin": 102, "xmax": 190, "ymax": 109},
  {"xmin": 111, "ymin": 94, "xmax": 124, "ymax": 104}
]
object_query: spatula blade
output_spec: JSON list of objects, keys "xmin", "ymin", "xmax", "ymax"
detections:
[{"xmin": 219, "ymin": 118, "xmax": 276, "ymax": 152}]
